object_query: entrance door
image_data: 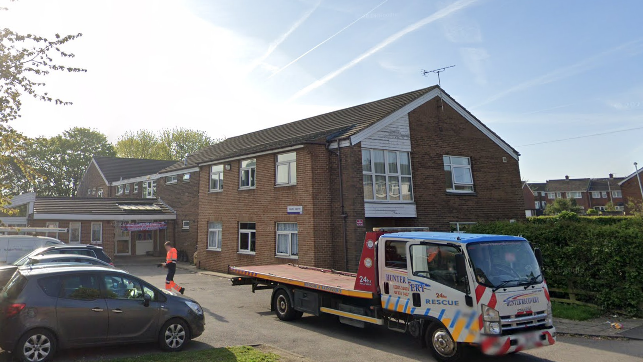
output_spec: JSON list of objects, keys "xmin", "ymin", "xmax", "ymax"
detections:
[
  {"xmin": 115, "ymin": 223, "xmax": 131, "ymax": 255},
  {"xmin": 136, "ymin": 231, "xmax": 153, "ymax": 256}
]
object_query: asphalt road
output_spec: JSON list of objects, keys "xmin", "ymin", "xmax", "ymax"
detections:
[{"xmin": 3, "ymin": 265, "xmax": 643, "ymax": 362}]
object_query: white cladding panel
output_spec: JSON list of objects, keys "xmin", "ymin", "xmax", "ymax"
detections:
[
  {"xmin": 360, "ymin": 115, "xmax": 411, "ymax": 151},
  {"xmin": 365, "ymin": 202, "xmax": 417, "ymax": 218}
]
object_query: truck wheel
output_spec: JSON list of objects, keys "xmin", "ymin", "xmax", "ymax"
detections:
[
  {"xmin": 426, "ymin": 324, "xmax": 467, "ymax": 362},
  {"xmin": 15, "ymin": 329, "xmax": 57, "ymax": 362},
  {"xmin": 273, "ymin": 289, "xmax": 303, "ymax": 321}
]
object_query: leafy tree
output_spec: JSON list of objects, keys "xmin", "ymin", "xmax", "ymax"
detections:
[
  {"xmin": 544, "ymin": 198, "xmax": 582, "ymax": 215},
  {"xmin": 604, "ymin": 201, "xmax": 616, "ymax": 212},
  {"xmin": 115, "ymin": 127, "xmax": 218, "ymax": 161},
  {"xmin": 626, "ymin": 200, "xmax": 643, "ymax": 216},
  {"xmin": 0, "ymin": 2, "xmax": 85, "ymax": 208}
]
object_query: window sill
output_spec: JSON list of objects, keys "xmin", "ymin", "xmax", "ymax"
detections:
[
  {"xmin": 275, "ymin": 183, "xmax": 297, "ymax": 188},
  {"xmin": 208, "ymin": 189, "xmax": 223, "ymax": 193},
  {"xmin": 206, "ymin": 248, "xmax": 221, "ymax": 252},
  {"xmin": 238, "ymin": 187, "xmax": 256, "ymax": 191},
  {"xmin": 364, "ymin": 200, "xmax": 415, "ymax": 203},
  {"xmin": 446, "ymin": 191, "xmax": 476, "ymax": 196},
  {"xmin": 181, "ymin": 228, "xmax": 190, "ymax": 231},
  {"xmin": 237, "ymin": 251, "xmax": 256, "ymax": 255},
  {"xmin": 275, "ymin": 255, "xmax": 298, "ymax": 260}
]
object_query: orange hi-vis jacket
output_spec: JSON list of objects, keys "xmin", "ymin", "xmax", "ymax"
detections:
[{"xmin": 166, "ymin": 248, "xmax": 178, "ymax": 264}]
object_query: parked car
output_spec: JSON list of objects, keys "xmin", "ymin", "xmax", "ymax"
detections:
[
  {"xmin": 13, "ymin": 244, "xmax": 114, "ymax": 267},
  {"xmin": 0, "ymin": 235, "xmax": 63, "ymax": 264},
  {"xmin": 0, "ymin": 254, "xmax": 114, "ymax": 288},
  {"xmin": 0, "ymin": 265, "xmax": 205, "ymax": 362}
]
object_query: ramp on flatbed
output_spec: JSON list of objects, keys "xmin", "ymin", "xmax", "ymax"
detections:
[{"xmin": 229, "ymin": 264, "xmax": 375, "ymax": 299}]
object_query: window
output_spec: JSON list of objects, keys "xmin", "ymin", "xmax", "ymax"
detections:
[
  {"xmin": 601, "ymin": 191, "xmax": 607, "ymax": 198},
  {"xmin": 548, "ymin": 192, "xmax": 556, "ymax": 199},
  {"xmin": 615, "ymin": 205, "xmax": 625, "ymax": 211},
  {"xmin": 116, "ymin": 185, "xmax": 123, "ymax": 195},
  {"xmin": 535, "ymin": 201, "xmax": 541, "ymax": 209},
  {"xmin": 91, "ymin": 222, "xmax": 102, "ymax": 244},
  {"xmin": 38, "ymin": 276, "xmax": 61, "ymax": 298},
  {"xmin": 594, "ymin": 206, "xmax": 606, "ymax": 211},
  {"xmin": 276, "ymin": 223, "xmax": 298, "ymax": 257},
  {"xmin": 542, "ymin": 201, "xmax": 547, "ymax": 208},
  {"xmin": 240, "ymin": 159, "xmax": 256, "ymax": 189},
  {"xmin": 166, "ymin": 175, "xmax": 177, "ymax": 184},
  {"xmin": 69, "ymin": 222, "xmax": 81, "ymax": 244},
  {"xmin": 182, "ymin": 221, "xmax": 190, "ymax": 230},
  {"xmin": 362, "ymin": 149, "xmax": 413, "ymax": 201},
  {"xmin": 410, "ymin": 244, "xmax": 466, "ymax": 293},
  {"xmin": 183, "ymin": 173, "xmax": 190, "ymax": 182},
  {"xmin": 238, "ymin": 222, "xmax": 256, "ymax": 253},
  {"xmin": 134, "ymin": 183, "xmax": 139, "ymax": 193},
  {"xmin": 97, "ymin": 188, "xmax": 104, "ymax": 197},
  {"xmin": 124, "ymin": 184, "xmax": 130, "ymax": 194},
  {"xmin": 612, "ymin": 190, "xmax": 622, "ymax": 198},
  {"xmin": 45, "ymin": 222, "xmax": 59, "ymax": 238},
  {"xmin": 449, "ymin": 222, "xmax": 477, "ymax": 233},
  {"xmin": 210, "ymin": 165, "xmax": 224, "ymax": 191},
  {"xmin": 207, "ymin": 222, "xmax": 222, "ymax": 250},
  {"xmin": 142, "ymin": 181, "xmax": 156, "ymax": 198},
  {"xmin": 566, "ymin": 191, "xmax": 582, "ymax": 199},
  {"xmin": 384, "ymin": 240, "xmax": 407, "ymax": 269},
  {"xmin": 276, "ymin": 152, "xmax": 297, "ymax": 185},
  {"xmin": 592, "ymin": 191, "xmax": 601, "ymax": 198},
  {"xmin": 103, "ymin": 274, "xmax": 147, "ymax": 300},
  {"xmin": 92, "ymin": 188, "xmax": 96, "ymax": 195},
  {"xmin": 61, "ymin": 274, "xmax": 101, "ymax": 300},
  {"xmin": 443, "ymin": 155, "xmax": 474, "ymax": 192},
  {"xmin": 556, "ymin": 192, "xmax": 562, "ymax": 198},
  {"xmin": 87, "ymin": 189, "xmax": 91, "ymax": 196}
]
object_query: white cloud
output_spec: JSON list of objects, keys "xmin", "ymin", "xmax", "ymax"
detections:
[{"xmin": 459, "ymin": 47, "xmax": 489, "ymax": 85}]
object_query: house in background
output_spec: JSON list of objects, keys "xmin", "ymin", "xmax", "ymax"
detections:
[
  {"xmin": 523, "ymin": 182, "xmax": 547, "ymax": 216},
  {"xmin": 168, "ymin": 86, "xmax": 525, "ymax": 273},
  {"xmin": 588, "ymin": 175, "xmax": 625, "ymax": 211},
  {"xmin": 620, "ymin": 168, "xmax": 643, "ymax": 213}
]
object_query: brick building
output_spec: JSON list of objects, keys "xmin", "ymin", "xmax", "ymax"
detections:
[
  {"xmin": 523, "ymin": 182, "xmax": 547, "ymax": 216},
  {"xmin": 620, "ymin": 168, "xmax": 643, "ymax": 213},
  {"xmin": 161, "ymin": 86, "xmax": 524, "ymax": 273}
]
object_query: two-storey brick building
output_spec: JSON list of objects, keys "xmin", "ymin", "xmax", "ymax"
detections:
[{"xmin": 160, "ymin": 86, "xmax": 525, "ymax": 273}]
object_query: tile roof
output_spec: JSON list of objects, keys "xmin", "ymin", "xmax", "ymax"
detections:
[
  {"xmin": 160, "ymin": 86, "xmax": 442, "ymax": 173},
  {"xmin": 33, "ymin": 197, "xmax": 175, "ymax": 216},
  {"xmin": 545, "ymin": 178, "xmax": 591, "ymax": 192},
  {"xmin": 94, "ymin": 157, "xmax": 177, "ymax": 183},
  {"xmin": 527, "ymin": 182, "xmax": 547, "ymax": 192},
  {"xmin": 588, "ymin": 178, "xmax": 624, "ymax": 191}
]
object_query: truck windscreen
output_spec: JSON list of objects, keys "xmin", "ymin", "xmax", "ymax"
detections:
[{"xmin": 467, "ymin": 241, "xmax": 542, "ymax": 290}]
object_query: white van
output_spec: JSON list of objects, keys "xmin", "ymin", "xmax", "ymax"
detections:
[{"xmin": 0, "ymin": 235, "xmax": 64, "ymax": 264}]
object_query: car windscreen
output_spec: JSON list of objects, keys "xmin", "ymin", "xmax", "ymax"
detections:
[{"xmin": 0, "ymin": 272, "xmax": 28, "ymax": 302}]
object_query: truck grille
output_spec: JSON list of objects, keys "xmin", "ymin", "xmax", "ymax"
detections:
[{"xmin": 501, "ymin": 311, "xmax": 548, "ymax": 335}]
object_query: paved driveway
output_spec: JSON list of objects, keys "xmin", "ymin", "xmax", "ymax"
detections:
[{"xmin": 3, "ymin": 264, "xmax": 643, "ymax": 362}]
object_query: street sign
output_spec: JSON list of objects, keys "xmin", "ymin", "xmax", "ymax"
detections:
[{"xmin": 287, "ymin": 206, "xmax": 303, "ymax": 215}]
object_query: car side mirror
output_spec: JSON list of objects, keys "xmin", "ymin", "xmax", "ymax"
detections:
[
  {"xmin": 143, "ymin": 293, "xmax": 152, "ymax": 307},
  {"xmin": 455, "ymin": 254, "xmax": 467, "ymax": 281},
  {"xmin": 534, "ymin": 248, "xmax": 543, "ymax": 270}
]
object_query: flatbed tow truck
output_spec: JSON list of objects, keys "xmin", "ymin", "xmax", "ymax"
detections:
[{"xmin": 231, "ymin": 228, "xmax": 555, "ymax": 361}]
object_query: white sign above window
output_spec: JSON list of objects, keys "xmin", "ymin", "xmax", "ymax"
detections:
[{"xmin": 287, "ymin": 206, "xmax": 303, "ymax": 215}]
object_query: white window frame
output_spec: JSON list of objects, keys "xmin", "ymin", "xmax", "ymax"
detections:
[
  {"xmin": 547, "ymin": 192, "xmax": 556, "ymax": 199},
  {"xmin": 362, "ymin": 149, "xmax": 414, "ymax": 202},
  {"xmin": 615, "ymin": 205, "xmax": 625, "ymax": 211},
  {"xmin": 92, "ymin": 188, "xmax": 96, "ymax": 195},
  {"xmin": 134, "ymin": 183, "xmax": 139, "ymax": 193},
  {"xmin": 182, "ymin": 220, "xmax": 190, "ymax": 230},
  {"xmin": 612, "ymin": 190, "xmax": 622, "ymax": 198},
  {"xmin": 124, "ymin": 184, "xmax": 130, "ymax": 194},
  {"xmin": 166, "ymin": 175, "xmax": 178, "ymax": 184},
  {"xmin": 594, "ymin": 206, "xmax": 606, "ymax": 211},
  {"xmin": 116, "ymin": 185, "xmax": 123, "ymax": 195},
  {"xmin": 142, "ymin": 181, "xmax": 156, "ymax": 198},
  {"xmin": 69, "ymin": 222, "xmax": 81, "ymax": 244},
  {"xmin": 207, "ymin": 222, "xmax": 222, "ymax": 251},
  {"xmin": 591, "ymin": 191, "xmax": 601, "ymax": 198},
  {"xmin": 91, "ymin": 222, "xmax": 102, "ymax": 244},
  {"xmin": 238, "ymin": 222, "xmax": 256, "ymax": 253},
  {"xmin": 275, "ymin": 152, "xmax": 297, "ymax": 186},
  {"xmin": 443, "ymin": 155, "xmax": 474, "ymax": 193},
  {"xmin": 87, "ymin": 189, "xmax": 91, "ymax": 196},
  {"xmin": 183, "ymin": 173, "xmax": 190, "ymax": 182},
  {"xmin": 535, "ymin": 201, "xmax": 540, "ymax": 209},
  {"xmin": 45, "ymin": 222, "xmax": 59, "ymax": 238},
  {"xmin": 276, "ymin": 223, "xmax": 298, "ymax": 258},
  {"xmin": 210, "ymin": 165, "xmax": 224, "ymax": 192},
  {"xmin": 601, "ymin": 191, "xmax": 607, "ymax": 198},
  {"xmin": 556, "ymin": 192, "xmax": 562, "ymax": 198},
  {"xmin": 97, "ymin": 188, "xmax": 104, "ymax": 198},
  {"xmin": 239, "ymin": 159, "xmax": 256, "ymax": 189},
  {"xmin": 566, "ymin": 191, "xmax": 582, "ymax": 199}
]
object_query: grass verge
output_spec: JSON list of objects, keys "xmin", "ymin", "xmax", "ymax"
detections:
[
  {"xmin": 552, "ymin": 301, "xmax": 601, "ymax": 321},
  {"xmin": 107, "ymin": 346, "xmax": 280, "ymax": 362}
]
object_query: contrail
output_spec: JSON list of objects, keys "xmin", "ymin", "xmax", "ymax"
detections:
[
  {"xmin": 246, "ymin": 1, "xmax": 321, "ymax": 75},
  {"xmin": 268, "ymin": 0, "xmax": 389, "ymax": 79},
  {"xmin": 474, "ymin": 38, "xmax": 643, "ymax": 108},
  {"xmin": 286, "ymin": 0, "xmax": 479, "ymax": 103}
]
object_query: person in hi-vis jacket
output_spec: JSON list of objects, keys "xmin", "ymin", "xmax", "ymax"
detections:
[{"xmin": 161, "ymin": 241, "xmax": 185, "ymax": 294}]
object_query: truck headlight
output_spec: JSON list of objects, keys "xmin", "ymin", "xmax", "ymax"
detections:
[
  {"xmin": 185, "ymin": 301, "xmax": 203, "ymax": 315},
  {"xmin": 482, "ymin": 304, "xmax": 501, "ymax": 335},
  {"xmin": 545, "ymin": 303, "xmax": 553, "ymax": 327}
]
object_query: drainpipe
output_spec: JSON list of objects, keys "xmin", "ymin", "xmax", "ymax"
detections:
[{"xmin": 328, "ymin": 139, "xmax": 349, "ymax": 271}]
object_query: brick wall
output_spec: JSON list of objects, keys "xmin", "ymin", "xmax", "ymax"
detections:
[
  {"xmin": 77, "ymin": 162, "xmax": 109, "ymax": 197},
  {"xmin": 30, "ymin": 219, "xmax": 116, "ymax": 259},
  {"xmin": 622, "ymin": 175, "xmax": 643, "ymax": 213},
  {"xmin": 157, "ymin": 172, "xmax": 199, "ymax": 261}
]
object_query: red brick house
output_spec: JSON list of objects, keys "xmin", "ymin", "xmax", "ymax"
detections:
[
  {"xmin": 620, "ymin": 168, "xmax": 643, "ymax": 213},
  {"xmin": 161, "ymin": 86, "xmax": 524, "ymax": 273},
  {"xmin": 523, "ymin": 182, "xmax": 547, "ymax": 216}
]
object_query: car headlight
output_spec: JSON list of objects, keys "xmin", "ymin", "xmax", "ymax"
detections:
[
  {"xmin": 545, "ymin": 302, "xmax": 553, "ymax": 327},
  {"xmin": 185, "ymin": 301, "xmax": 203, "ymax": 315},
  {"xmin": 482, "ymin": 304, "xmax": 501, "ymax": 335}
]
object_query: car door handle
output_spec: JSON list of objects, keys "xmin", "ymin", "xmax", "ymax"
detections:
[
  {"xmin": 91, "ymin": 308, "xmax": 104, "ymax": 312},
  {"xmin": 112, "ymin": 309, "xmax": 123, "ymax": 313}
]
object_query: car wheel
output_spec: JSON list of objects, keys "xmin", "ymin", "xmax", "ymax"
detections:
[
  {"xmin": 15, "ymin": 329, "xmax": 56, "ymax": 362},
  {"xmin": 273, "ymin": 289, "xmax": 302, "ymax": 321},
  {"xmin": 159, "ymin": 319, "xmax": 190, "ymax": 352},
  {"xmin": 425, "ymin": 323, "xmax": 467, "ymax": 362}
]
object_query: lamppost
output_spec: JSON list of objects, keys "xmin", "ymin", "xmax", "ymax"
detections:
[{"xmin": 635, "ymin": 162, "xmax": 643, "ymax": 200}]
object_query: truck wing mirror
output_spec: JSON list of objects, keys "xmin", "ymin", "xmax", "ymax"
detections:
[
  {"xmin": 534, "ymin": 248, "xmax": 543, "ymax": 270},
  {"xmin": 455, "ymin": 254, "xmax": 467, "ymax": 281}
]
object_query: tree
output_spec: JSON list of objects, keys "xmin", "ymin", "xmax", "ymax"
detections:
[
  {"xmin": 115, "ymin": 128, "xmax": 218, "ymax": 161},
  {"xmin": 0, "ymin": 2, "xmax": 85, "ymax": 208},
  {"xmin": 544, "ymin": 198, "xmax": 582, "ymax": 215}
]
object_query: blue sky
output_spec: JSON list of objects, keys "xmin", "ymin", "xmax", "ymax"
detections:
[{"xmin": 2, "ymin": 0, "xmax": 642, "ymax": 181}]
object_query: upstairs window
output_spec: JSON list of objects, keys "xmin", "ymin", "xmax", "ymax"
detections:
[
  {"xmin": 276, "ymin": 152, "xmax": 297, "ymax": 186},
  {"xmin": 134, "ymin": 183, "xmax": 139, "ymax": 193},
  {"xmin": 444, "ymin": 156, "xmax": 474, "ymax": 192},
  {"xmin": 182, "ymin": 221, "xmax": 190, "ymax": 230},
  {"xmin": 124, "ymin": 184, "xmax": 130, "ymax": 194},
  {"xmin": 210, "ymin": 165, "xmax": 224, "ymax": 191},
  {"xmin": 362, "ymin": 149, "xmax": 413, "ymax": 201},
  {"xmin": 566, "ymin": 191, "xmax": 582, "ymax": 199},
  {"xmin": 183, "ymin": 173, "xmax": 190, "ymax": 182},
  {"xmin": 240, "ymin": 159, "xmax": 256, "ymax": 189},
  {"xmin": 142, "ymin": 181, "xmax": 156, "ymax": 198},
  {"xmin": 601, "ymin": 191, "xmax": 607, "ymax": 198},
  {"xmin": 166, "ymin": 175, "xmax": 178, "ymax": 184},
  {"xmin": 547, "ymin": 192, "xmax": 556, "ymax": 199},
  {"xmin": 97, "ymin": 188, "xmax": 104, "ymax": 198},
  {"xmin": 116, "ymin": 185, "xmax": 123, "ymax": 195},
  {"xmin": 612, "ymin": 190, "xmax": 622, "ymax": 198},
  {"xmin": 591, "ymin": 191, "xmax": 601, "ymax": 198}
]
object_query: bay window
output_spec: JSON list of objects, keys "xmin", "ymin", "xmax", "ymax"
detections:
[{"xmin": 362, "ymin": 149, "xmax": 413, "ymax": 201}]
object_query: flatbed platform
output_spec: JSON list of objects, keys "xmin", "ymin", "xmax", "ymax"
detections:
[{"xmin": 229, "ymin": 264, "xmax": 375, "ymax": 299}]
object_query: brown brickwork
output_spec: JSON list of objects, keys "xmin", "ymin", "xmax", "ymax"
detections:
[
  {"xmin": 30, "ymin": 219, "xmax": 116, "ymax": 259},
  {"xmin": 622, "ymin": 174, "xmax": 643, "ymax": 214},
  {"xmin": 157, "ymin": 172, "xmax": 199, "ymax": 261},
  {"xmin": 77, "ymin": 161, "xmax": 109, "ymax": 197}
]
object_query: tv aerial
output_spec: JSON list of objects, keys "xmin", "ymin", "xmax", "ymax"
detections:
[{"xmin": 421, "ymin": 65, "xmax": 455, "ymax": 112}]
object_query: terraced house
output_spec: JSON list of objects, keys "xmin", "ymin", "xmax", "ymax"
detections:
[{"xmin": 162, "ymin": 86, "xmax": 525, "ymax": 273}]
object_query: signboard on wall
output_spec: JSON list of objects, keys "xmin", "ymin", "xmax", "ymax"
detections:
[
  {"xmin": 287, "ymin": 206, "xmax": 303, "ymax": 215},
  {"xmin": 356, "ymin": 219, "xmax": 364, "ymax": 227},
  {"xmin": 122, "ymin": 222, "xmax": 167, "ymax": 231}
]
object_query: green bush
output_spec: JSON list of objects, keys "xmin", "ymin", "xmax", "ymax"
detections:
[
  {"xmin": 468, "ymin": 216, "xmax": 643, "ymax": 315},
  {"xmin": 586, "ymin": 209, "xmax": 599, "ymax": 215}
]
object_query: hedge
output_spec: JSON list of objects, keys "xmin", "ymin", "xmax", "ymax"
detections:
[{"xmin": 467, "ymin": 215, "xmax": 643, "ymax": 315}]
